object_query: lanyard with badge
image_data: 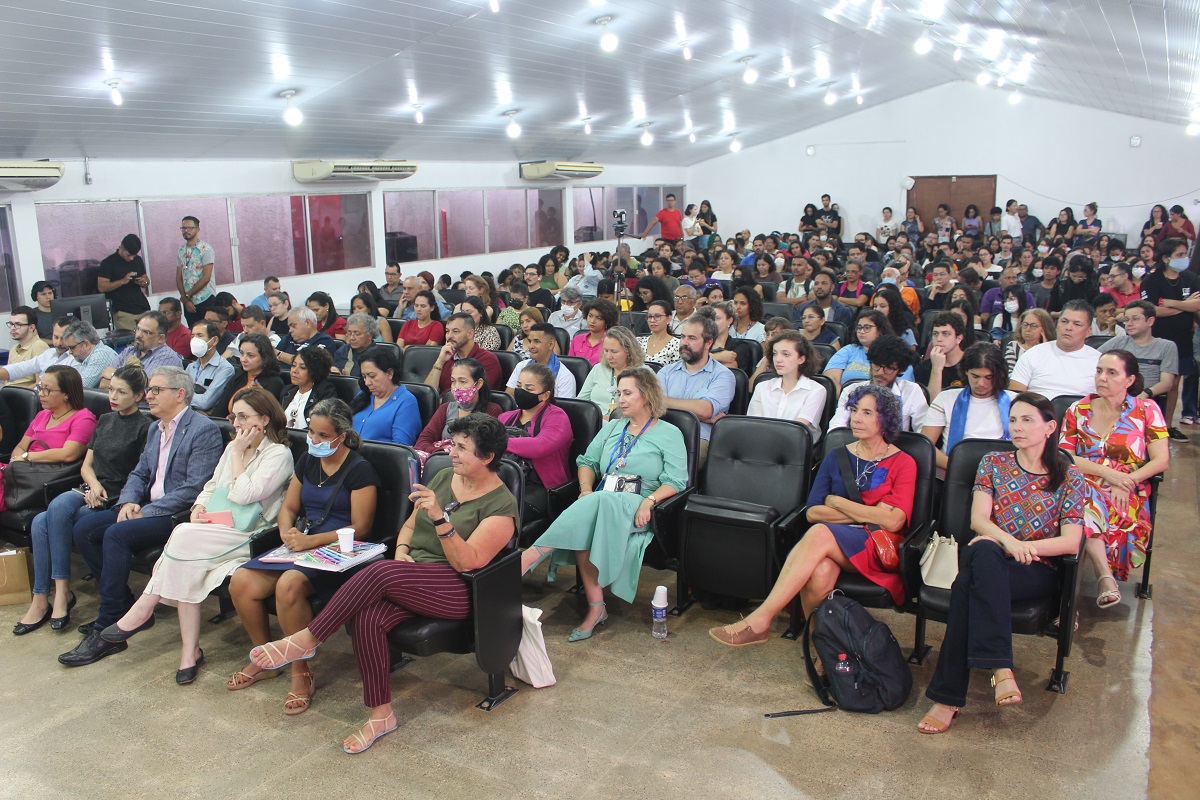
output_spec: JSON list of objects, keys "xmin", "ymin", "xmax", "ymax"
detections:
[{"xmin": 602, "ymin": 419, "xmax": 655, "ymax": 492}]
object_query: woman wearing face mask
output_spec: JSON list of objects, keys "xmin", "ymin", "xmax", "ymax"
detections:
[
  {"xmin": 416, "ymin": 359, "xmax": 502, "ymax": 456},
  {"xmin": 990, "ymin": 285, "xmax": 1030, "ymax": 343},
  {"xmin": 499, "ymin": 364, "xmax": 573, "ymax": 525},
  {"xmin": 498, "ymin": 284, "xmax": 527, "ymax": 331},
  {"xmin": 280, "ymin": 347, "xmax": 337, "ymax": 430},
  {"xmin": 1004, "ymin": 309, "xmax": 1055, "ymax": 371},
  {"xmin": 228, "ymin": 399, "xmax": 380, "ymax": 712},
  {"xmin": 99, "ymin": 388, "xmax": 294, "ymax": 684}
]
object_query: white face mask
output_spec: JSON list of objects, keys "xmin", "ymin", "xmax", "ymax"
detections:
[
  {"xmin": 1033, "ymin": 269, "xmax": 1044, "ymax": 278},
  {"xmin": 1132, "ymin": 266, "xmax": 1146, "ymax": 279},
  {"xmin": 1003, "ymin": 300, "xmax": 1020, "ymax": 313},
  {"xmin": 560, "ymin": 303, "xmax": 578, "ymax": 316},
  {"xmin": 189, "ymin": 337, "xmax": 210, "ymax": 358},
  {"xmin": 774, "ymin": 257, "xmax": 786, "ymax": 270},
  {"xmin": 1038, "ymin": 245, "xmax": 1050, "ymax": 255}
]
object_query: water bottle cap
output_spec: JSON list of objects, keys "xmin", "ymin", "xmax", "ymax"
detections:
[
  {"xmin": 838, "ymin": 653, "xmax": 848, "ymax": 660},
  {"xmin": 652, "ymin": 585, "xmax": 668, "ymax": 607}
]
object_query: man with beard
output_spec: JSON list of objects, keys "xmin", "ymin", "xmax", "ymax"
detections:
[
  {"xmin": 655, "ymin": 308, "xmax": 735, "ymax": 465},
  {"xmin": 99, "ymin": 310, "xmax": 184, "ymax": 391},
  {"xmin": 798, "ymin": 269, "xmax": 855, "ymax": 327}
]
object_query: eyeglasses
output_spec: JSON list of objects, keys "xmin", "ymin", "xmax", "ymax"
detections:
[
  {"xmin": 6, "ymin": 321, "xmax": 29, "ymax": 329},
  {"xmin": 855, "ymin": 324, "xmax": 876, "ymax": 332},
  {"xmin": 179, "ymin": 225, "xmax": 198, "ymax": 232},
  {"xmin": 34, "ymin": 384, "xmax": 61, "ymax": 395},
  {"xmin": 645, "ymin": 313, "xmax": 668, "ymax": 320},
  {"xmin": 673, "ymin": 296, "xmax": 691, "ymax": 302},
  {"xmin": 1021, "ymin": 322, "xmax": 1042, "ymax": 329},
  {"xmin": 227, "ymin": 413, "xmax": 263, "ymax": 424},
  {"xmin": 146, "ymin": 386, "xmax": 179, "ymax": 397}
]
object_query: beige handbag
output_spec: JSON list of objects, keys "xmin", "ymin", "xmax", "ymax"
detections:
[{"xmin": 920, "ymin": 534, "xmax": 959, "ymax": 590}]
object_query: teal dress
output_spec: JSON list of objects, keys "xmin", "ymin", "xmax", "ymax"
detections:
[{"xmin": 533, "ymin": 417, "xmax": 688, "ymax": 603}]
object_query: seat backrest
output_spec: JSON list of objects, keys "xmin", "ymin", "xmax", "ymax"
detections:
[
  {"xmin": 559, "ymin": 356, "xmax": 592, "ymax": 395},
  {"xmin": 812, "ymin": 343, "xmax": 837, "ymax": 371},
  {"xmin": 810, "ymin": 374, "xmax": 839, "ymax": 430},
  {"xmin": 492, "ymin": 391, "xmax": 517, "ymax": 412},
  {"xmin": 440, "ymin": 288, "xmax": 466, "ymax": 307},
  {"xmin": 942, "ymin": 438, "xmax": 1016, "ymax": 544},
  {"xmin": 82, "ymin": 388, "xmax": 112, "ymax": 420},
  {"xmin": 401, "ymin": 382, "xmax": 441, "ymax": 427},
  {"xmin": 621, "ymin": 311, "xmax": 649, "ymax": 335},
  {"xmin": 555, "ymin": 397, "xmax": 603, "ymax": 471},
  {"xmin": 1085, "ymin": 335, "xmax": 1112, "ymax": 350},
  {"xmin": 553, "ymin": 328, "xmax": 571, "ymax": 355},
  {"xmin": 211, "ymin": 417, "xmax": 236, "ymax": 447},
  {"xmin": 825, "ymin": 321, "xmax": 850, "ymax": 346},
  {"xmin": 1052, "ymin": 394, "xmax": 1083, "ymax": 426},
  {"xmin": 399, "ymin": 345, "xmax": 440, "ymax": 385},
  {"xmin": 328, "ymin": 375, "xmax": 362, "ymax": 405},
  {"xmin": 819, "ymin": 429, "xmax": 935, "ymax": 526},
  {"xmin": 492, "ymin": 350, "xmax": 520, "ymax": 389},
  {"xmin": 762, "ymin": 300, "xmax": 791, "ymax": 321},
  {"xmin": 1, "ymin": 386, "xmax": 39, "ymax": 439},
  {"xmin": 422, "ymin": 452, "xmax": 525, "ymax": 528},
  {"xmin": 386, "ymin": 318, "xmax": 403, "ymax": 342},
  {"xmin": 728, "ymin": 367, "xmax": 750, "ymax": 416},
  {"xmin": 492, "ymin": 324, "xmax": 514, "ymax": 350},
  {"xmin": 358, "ymin": 440, "xmax": 418, "ymax": 544},
  {"xmin": 701, "ymin": 417, "xmax": 813, "ymax": 510},
  {"xmin": 661, "ymin": 409, "xmax": 700, "ymax": 488},
  {"xmin": 285, "ymin": 427, "xmax": 309, "ymax": 463}
]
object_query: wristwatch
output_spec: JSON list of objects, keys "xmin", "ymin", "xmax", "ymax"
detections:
[{"xmin": 429, "ymin": 500, "xmax": 461, "ymax": 528}]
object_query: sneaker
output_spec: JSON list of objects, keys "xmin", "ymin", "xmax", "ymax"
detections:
[
  {"xmin": 1168, "ymin": 427, "xmax": 1189, "ymax": 442},
  {"xmin": 1179, "ymin": 416, "xmax": 1195, "ymax": 425}
]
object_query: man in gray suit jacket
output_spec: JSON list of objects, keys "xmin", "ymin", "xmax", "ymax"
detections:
[{"xmin": 60, "ymin": 366, "xmax": 223, "ymax": 667}]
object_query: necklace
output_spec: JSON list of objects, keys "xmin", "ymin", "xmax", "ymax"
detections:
[
  {"xmin": 50, "ymin": 408, "xmax": 71, "ymax": 422},
  {"xmin": 852, "ymin": 441, "xmax": 886, "ymax": 489}
]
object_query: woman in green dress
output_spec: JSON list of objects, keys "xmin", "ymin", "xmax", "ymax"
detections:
[{"xmin": 521, "ymin": 367, "xmax": 688, "ymax": 641}]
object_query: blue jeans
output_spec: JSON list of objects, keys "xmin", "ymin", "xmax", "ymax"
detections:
[
  {"xmin": 30, "ymin": 491, "xmax": 97, "ymax": 595},
  {"xmin": 72, "ymin": 510, "xmax": 175, "ymax": 628}
]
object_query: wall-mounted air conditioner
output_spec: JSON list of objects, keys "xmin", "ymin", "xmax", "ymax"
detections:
[
  {"xmin": 0, "ymin": 160, "xmax": 65, "ymax": 192},
  {"xmin": 519, "ymin": 161, "xmax": 605, "ymax": 181},
  {"xmin": 292, "ymin": 160, "xmax": 418, "ymax": 183}
]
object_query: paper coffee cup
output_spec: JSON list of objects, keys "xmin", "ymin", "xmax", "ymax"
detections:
[{"xmin": 336, "ymin": 527, "xmax": 355, "ymax": 554}]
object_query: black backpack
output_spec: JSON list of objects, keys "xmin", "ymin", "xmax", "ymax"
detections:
[{"xmin": 801, "ymin": 593, "xmax": 912, "ymax": 714}]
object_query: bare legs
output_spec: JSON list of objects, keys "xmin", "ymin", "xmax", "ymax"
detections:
[
  {"xmin": 228, "ymin": 569, "xmax": 286, "ymax": 688},
  {"xmin": 112, "ymin": 591, "xmax": 203, "ymax": 670},
  {"xmin": 576, "ymin": 550, "xmax": 606, "ymax": 630},
  {"xmin": 742, "ymin": 525, "xmax": 852, "ymax": 633},
  {"xmin": 1084, "ymin": 537, "xmax": 1121, "ymax": 607}
]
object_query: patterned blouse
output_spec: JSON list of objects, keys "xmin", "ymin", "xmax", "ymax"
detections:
[
  {"xmin": 1060, "ymin": 395, "xmax": 1167, "ymax": 477},
  {"xmin": 973, "ymin": 451, "xmax": 1086, "ymax": 542}
]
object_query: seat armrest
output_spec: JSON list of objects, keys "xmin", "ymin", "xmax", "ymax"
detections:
[
  {"xmin": 249, "ymin": 526, "xmax": 282, "ymax": 557},
  {"xmin": 546, "ymin": 481, "xmax": 580, "ymax": 518},
  {"xmin": 649, "ymin": 488, "xmax": 693, "ymax": 559},
  {"xmin": 779, "ymin": 507, "xmax": 808, "ymax": 539},
  {"xmin": 464, "ymin": 548, "xmax": 523, "ymax": 676},
  {"xmin": 900, "ymin": 520, "xmax": 935, "ymax": 604}
]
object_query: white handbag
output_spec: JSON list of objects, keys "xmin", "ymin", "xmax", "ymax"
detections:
[
  {"xmin": 509, "ymin": 605, "xmax": 556, "ymax": 688},
  {"xmin": 919, "ymin": 534, "xmax": 959, "ymax": 590}
]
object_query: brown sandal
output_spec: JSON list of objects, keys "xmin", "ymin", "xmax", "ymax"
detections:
[
  {"xmin": 284, "ymin": 671, "xmax": 315, "ymax": 715},
  {"xmin": 917, "ymin": 704, "xmax": 960, "ymax": 734},
  {"xmin": 226, "ymin": 665, "xmax": 281, "ymax": 691},
  {"xmin": 991, "ymin": 670, "xmax": 1023, "ymax": 706}
]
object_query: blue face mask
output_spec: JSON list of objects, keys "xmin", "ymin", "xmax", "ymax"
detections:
[
  {"xmin": 880, "ymin": 277, "xmax": 897, "ymax": 285},
  {"xmin": 1170, "ymin": 257, "xmax": 1190, "ymax": 271},
  {"xmin": 307, "ymin": 435, "xmax": 340, "ymax": 458}
]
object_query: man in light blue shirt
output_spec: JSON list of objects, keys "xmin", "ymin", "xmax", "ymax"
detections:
[
  {"xmin": 656, "ymin": 311, "xmax": 735, "ymax": 465},
  {"xmin": 248, "ymin": 276, "xmax": 279, "ymax": 311},
  {"xmin": 61, "ymin": 320, "xmax": 119, "ymax": 389},
  {"xmin": 185, "ymin": 320, "xmax": 234, "ymax": 413}
]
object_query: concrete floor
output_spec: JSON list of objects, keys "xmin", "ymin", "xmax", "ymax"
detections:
[{"xmin": 3, "ymin": 442, "xmax": 1197, "ymax": 800}]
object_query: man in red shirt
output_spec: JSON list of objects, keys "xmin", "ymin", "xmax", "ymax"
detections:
[
  {"xmin": 638, "ymin": 193, "xmax": 684, "ymax": 244},
  {"xmin": 1105, "ymin": 262, "xmax": 1141, "ymax": 311},
  {"xmin": 158, "ymin": 297, "xmax": 192, "ymax": 358},
  {"xmin": 423, "ymin": 312, "xmax": 502, "ymax": 393}
]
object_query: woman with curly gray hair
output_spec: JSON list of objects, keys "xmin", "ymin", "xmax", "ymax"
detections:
[{"xmin": 711, "ymin": 382, "xmax": 919, "ymax": 646}]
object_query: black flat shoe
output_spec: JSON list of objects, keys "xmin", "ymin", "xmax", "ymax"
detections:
[
  {"xmin": 176, "ymin": 649, "xmax": 204, "ymax": 685},
  {"xmin": 49, "ymin": 591, "xmax": 77, "ymax": 631},
  {"xmin": 78, "ymin": 619, "xmax": 96, "ymax": 635},
  {"xmin": 13, "ymin": 607, "xmax": 52, "ymax": 636},
  {"xmin": 99, "ymin": 613, "xmax": 155, "ymax": 644}
]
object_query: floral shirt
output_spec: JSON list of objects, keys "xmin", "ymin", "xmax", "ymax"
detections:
[{"xmin": 178, "ymin": 240, "xmax": 216, "ymax": 303}]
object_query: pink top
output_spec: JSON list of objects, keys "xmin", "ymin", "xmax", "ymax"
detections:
[
  {"xmin": 499, "ymin": 405, "xmax": 573, "ymax": 488},
  {"xmin": 25, "ymin": 408, "xmax": 97, "ymax": 452},
  {"xmin": 568, "ymin": 332, "xmax": 604, "ymax": 366}
]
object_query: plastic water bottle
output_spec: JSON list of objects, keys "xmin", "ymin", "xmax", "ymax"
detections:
[
  {"xmin": 835, "ymin": 653, "xmax": 852, "ymax": 674},
  {"xmin": 651, "ymin": 585, "xmax": 669, "ymax": 639}
]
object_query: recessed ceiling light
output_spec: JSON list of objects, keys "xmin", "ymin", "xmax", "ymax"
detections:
[
  {"xmin": 740, "ymin": 56, "xmax": 758, "ymax": 84},
  {"xmin": 681, "ymin": 42, "xmax": 692, "ymax": 60},
  {"xmin": 596, "ymin": 17, "xmax": 618, "ymax": 52},
  {"xmin": 914, "ymin": 34, "xmax": 933, "ymax": 55},
  {"xmin": 1187, "ymin": 123, "xmax": 1200, "ymax": 136},
  {"xmin": 1008, "ymin": 91, "xmax": 1021, "ymax": 105},
  {"xmin": 105, "ymin": 79, "xmax": 122, "ymax": 106},
  {"xmin": 280, "ymin": 89, "xmax": 302, "ymax": 125},
  {"xmin": 582, "ymin": 116, "xmax": 592, "ymax": 134},
  {"xmin": 857, "ymin": 95, "xmax": 864, "ymax": 105},
  {"xmin": 639, "ymin": 122, "xmax": 653, "ymax": 146},
  {"xmin": 824, "ymin": 88, "xmax": 837, "ymax": 105},
  {"xmin": 412, "ymin": 104, "xmax": 424, "ymax": 123},
  {"xmin": 688, "ymin": 131, "xmax": 696, "ymax": 143},
  {"xmin": 722, "ymin": 109, "xmax": 736, "ymax": 131},
  {"xmin": 729, "ymin": 137, "xmax": 742, "ymax": 153},
  {"xmin": 976, "ymin": 71, "xmax": 991, "ymax": 86},
  {"xmin": 953, "ymin": 47, "xmax": 963, "ymax": 61},
  {"xmin": 271, "ymin": 54, "xmax": 290, "ymax": 79},
  {"xmin": 787, "ymin": 75, "xmax": 796, "ymax": 88},
  {"xmin": 815, "ymin": 53, "xmax": 831, "ymax": 80},
  {"xmin": 806, "ymin": 145, "xmax": 816, "ymax": 156},
  {"xmin": 496, "ymin": 79, "xmax": 512, "ymax": 105},
  {"xmin": 489, "ymin": 0, "xmax": 500, "ymax": 12},
  {"xmin": 504, "ymin": 110, "xmax": 520, "ymax": 138}
]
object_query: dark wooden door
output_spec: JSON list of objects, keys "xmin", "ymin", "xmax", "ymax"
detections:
[{"xmin": 907, "ymin": 175, "xmax": 996, "ymax": 237}]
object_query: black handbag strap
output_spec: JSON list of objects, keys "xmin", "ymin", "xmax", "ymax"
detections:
[
  {"xmin": 834, "ymin": 447, "xmax": 864, "ymax": 504},
  {"xmin": 301, "ymin": 451, "xmax": 363, "ymax": 532}
]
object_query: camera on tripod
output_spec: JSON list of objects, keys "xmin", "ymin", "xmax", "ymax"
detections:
[{"xmin": 612, "ymin": 208, "xmax": 628, "ymax": 236}]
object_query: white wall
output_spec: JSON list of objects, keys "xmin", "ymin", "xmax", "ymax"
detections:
[
  {"xmin": 0, "ymin": 159, "xmax": 686, "ymax": 346},
  {"xmin": 687, "ymin": 81, "xmax": 1200, "ymax": 243}
]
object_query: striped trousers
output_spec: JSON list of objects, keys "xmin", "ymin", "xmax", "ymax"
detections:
[{"xmin": 308, "ymin": 560, "xmax": 470, "ymax": 707}]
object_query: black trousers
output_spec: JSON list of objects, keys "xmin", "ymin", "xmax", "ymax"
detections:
[{"xmin": 925, "ymin": 539, "xmax": 1057, "ymax": 708}]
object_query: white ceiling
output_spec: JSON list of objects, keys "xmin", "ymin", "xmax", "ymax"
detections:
[{"xmin": 0, "ymin": 0, "xmax": 1197, "ymax": 166}]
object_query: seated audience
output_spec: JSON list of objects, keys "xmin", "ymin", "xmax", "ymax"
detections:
[
  {"xmin": 276, "ymin": 307, "xmax": 338, "ymax": 366},
  {"xmin": 522, "ymin": 368, "xmax": 686, "ymax": 639},
  {"xmin": 506, "ymin": 323, "xmax": 577, "ymax": 399},
  {"xmin": 669, "ymin": 285, "xmax": 698, "ymax": 334},
  {"xmin": 415, "ymin": 358, "xmax": 502, "ymax": 455},
  {"xmin": 747, "ymin": 331, "xmax": 827, "ymax": 441},
  {"xmin": 14, "ymin": 366, "xmax": 152, "ymax": 636},
  {"xmin": 246, "ymin": 414, "xmax": 515, "ymax": 753},
  {"xmin": 462, "ymin": 274, "xmax": 500, "ymax": 323},
  {"xmin": 569, "ymin": 298, "xmax": 618, "ymax": 366},
  {"xmin": 350, "ymin": 347, "xmax": 420, "ymax": 446},
  {"xmin": 1091, "ymin": 293, "xmax": 1120, "ymax": 336},
  {"xmin": 455, "ymin": 297, "xmax": 502, "ymax": 351},
  {"xmin": 213, "ymin": 333, "xmax": 285, "ymax": 417},
  {"xmin": 499, "ymin": 363, "xmax": 573, "ymax": 523},
  {"xmin": 397, "ymin": 290, "xmax": 445, "ymax": 350},
  {"xmin": 61, "ymin": 319, "xmax": 119, "ymax": 389},
  {"xmin": 919, "ymin": 393, "xmax": 1085, "ymax": 734},
  {"xmin": 229, "ymin": 399, "xmax": 380, "ymax": 715},
  {"xmin": 637, "ymin": 300, "xmax": 682, "ymax": 368},
  {"xmin": 100, "ymin": 311, "xmax": 185, "ymax": 390},
  {"xmin": 97, "ymin": 388, "xmax": 294, "ymax": 684},
  {"xmin": 1062, "ymin": 351, "xmax": 1169, "ymax": 610},
  {"xmin": 509, "ymin": 307, "xmax": 545, "ymax": 360},
  {"xmin": 830, "ymin": 335, "xmax": 928, "ymax": 432},
  {"xmin": 1008, "ymin": 300, "xmax": 1101, "ymax": 399},
  {"xmin": 915, "ymin": 312, "xmax": 969, "ymax": 401},
  {"xmin": 348, "ymin": 293, "xmax": 395, "ymax": 344},
  {"xmin": 632, "ymin": 275, "xmax": 674, "ymax": 313},
  {"xmin": 1005, "ymin": 308, "xmax": 1055, "ymax": 371},
  {"xmin": 186, "ymin": 321, "xmax": 235, "ymax": 414},
  {"xmin": 225, "ymin": 304, "xmax": 281, "ymax": 357},
  {"xmin": 266, "ymin": 292, "xmax": 292, "ymax": 340},
  {"xmin": 60, "ymin": 366, "xmax": 222, "ymax": 667},
  {"xmin": 834, "ymin": 259, "xmax": 874, "ymax": 308},
  {"xmin": 579, "ymin": 327, "xmax": 646, "ymax": 421},
  {"xmin": 657, "ymin": 310, "xmax": 735, "ymax": 464},
  {"xmin": 281, "ymin": 347, "xmax": 337, "ymax": 430},
  {"xmin": 921, "ymin": 343, "xmax": 1016, "ymax": 474},
  {"xmin": 497, "ymin": 283, "xmax": 526, "ymax": 330},
  {"xmin": 548, "ymin": 287, "xmax": 586, "ymax": 336},
  {"xmin": 307, "ymin": 291, "xmax": 346, "ymax": 339},
  {"xmin": 249, "ymin": 276, "xmax": 280, "ymax": 312},
  {"xmin": 711, "ymin": 383, "xmax": 916, "ymax": 646},
  {"xmin": 202, "ymin": 306, "xmax": 237, "ymax": 355},
  {"xmin": 425, "ymin": 313, "xmax": 502, "ymax": 393},
  {"xmin": 798, "ymin": 303, "xmax": 842, "ymax": 349}
]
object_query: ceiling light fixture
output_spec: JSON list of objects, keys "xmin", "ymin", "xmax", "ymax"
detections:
[
  {"xmin": 823, "ymin": 84, "xmax": 837, "ymax": 105},
  {"xmin": 596, "ymin": 17, "xmax": 618, "ymax": 52},
  {"xmin": 953, "ymin": 47, "xmax": 963, "ymax": 61},
  {"xmin": 582, "ymin": 116, "xmax": 592, "ymax": 134},
  {"xmin": 740, "ymin": 56, "xmax": 758, "ymax": 84},
  {"xmin": 412, "ymin": 104, "xmax": 424, "ymax": 123},
  {"xmin": 280, "ymin": 90, "xmax": 302, "ymax": 125},
  {"xmin": 689, "ymin": 131, "xmax": 697, "ymax": 143},
  {"xmin": 722, "ymin": 109, "xmax": 736, "ymax": 131},
  {"xmin": 857, "ymin": 95, "xmax": 864, "ymax": 105},
  {"xmin": 788, "ymin": 75, "xmax": 797, "ymax": 88},
  {"xmin": 638, "ymin": 122, "xmax": 653, "ymax": 146},
  {"xmin": 733, "ymin": 24, "xmax": 749, "ymax": 51},
  {"xmin": 105, "ymin": 79, "xmax": 122, "ymax": 106},
  {"xmin": 682, "ymin": 42, "xmax": 692, "ymax": 60},
  {"xmin": 504, "ymin": 110, "xmax": 521, "ymax": 138},
  {"xmin": 975, "ymin": 71, "xmax": 991, "ymax": 86},
  {"xmin": 1187, "ymin": 123, "xmax": 1200, "ymax": 136},
  {"xmin": 981, "ymin": 29, "xmax": 1005, "ymax": 60},
  {"xmin": 851, "ymin": 74, "xmax": 861, "ymax": 93},
  {"xmin": 632, "ymin": 96, "xmax": 646, "ymax": 119},
  {"xmin": 815, "ymin": 53, "xmax": 831, "ymax": 80},
  {"xmin": 729, "ymin": 136, "xmax": 742, "ymax": 153},
  {"xmin": 1008, "ymin": 91, "xmax": 1021, "ymax": 105},
  {"xmin": 914, "ymin": 24, "xmax": 934, "ymax": 55},
  {"xmin": 489, "ymin": 0, "xmax": 500, "ymax": 12},
  {"xmin": 271, "ymin": 54, "xmax": 290, "ymax": 79}
]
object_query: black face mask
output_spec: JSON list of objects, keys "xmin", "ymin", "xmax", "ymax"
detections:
[
  {"xmin": 513, "ymin": 387, "xmax": 542, "ymax": 410},
  {"xmin": 510, "ymin": 298, "xmax": 525, "ymax": 309}
]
